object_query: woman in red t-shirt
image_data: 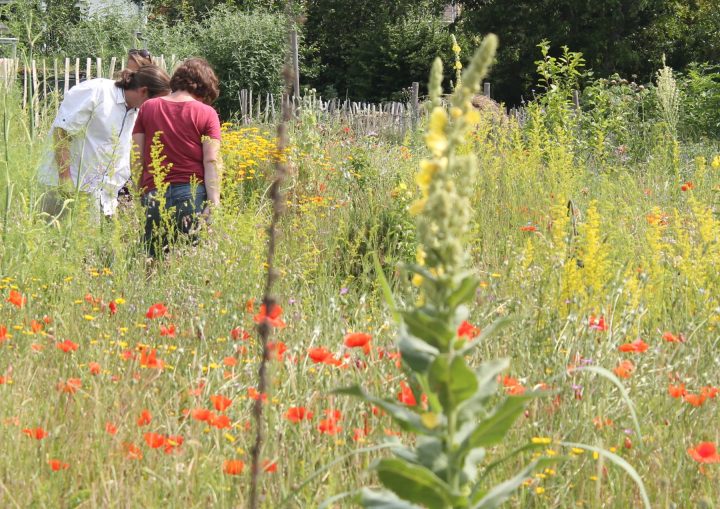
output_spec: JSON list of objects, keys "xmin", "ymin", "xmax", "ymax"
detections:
[{"xmin": 132, "ymin": 58, "xmax": 221, "ymax": 257}]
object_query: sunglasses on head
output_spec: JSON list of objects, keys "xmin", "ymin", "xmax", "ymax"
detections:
[{"xmin": 129, "ymin": 49, "xmax": 151, "ymax": 59}]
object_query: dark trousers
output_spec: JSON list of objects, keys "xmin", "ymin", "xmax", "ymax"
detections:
[{"xmin": 141, "ymin": 183, "xmax": 207, "ymax": 258}]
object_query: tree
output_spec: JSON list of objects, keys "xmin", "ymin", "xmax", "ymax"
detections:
[
  {"xmin": 304, "ymin": 0, "xmax": 449, "ymax": 101},
  {"xmin": 456, "ymin": 0, "xmax": 676, "ymax": 104}
]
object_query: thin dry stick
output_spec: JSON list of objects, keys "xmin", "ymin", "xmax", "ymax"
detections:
[{"xmin": 248, "ymin": 34, "xmax": 295, "ymax": 509}]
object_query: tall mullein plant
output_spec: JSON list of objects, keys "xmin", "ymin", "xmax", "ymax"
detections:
[{"xmin": 340, "ymin": 34, "xmax": 556, "ymax": 509}]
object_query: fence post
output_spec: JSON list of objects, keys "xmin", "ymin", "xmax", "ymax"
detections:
[
  {"xmin": 86, "ymin": 57, "xmax": 92, "ymax": 81},
  {"xmin": 411, "ymin": 81, "xmax": 419, "ymax": 129},
  {"xmin": 74, "ymin": 58, "xmax": 80, "ymax": 84},
  {"xmin": 108, "ymin": 57, "xmax": 116, "ymax": 78},
  {"xmin": 483, "ymin": 82, "xmax": 491, "ymax": 98},
  {"xmin": 572, "ymin": 89, "xmax": 580, "ymax": 110},
  {"xmin": 64, "ymin": 58, "xmax": 70, "ymax": 93}
]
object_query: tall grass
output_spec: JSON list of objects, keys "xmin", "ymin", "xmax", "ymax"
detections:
[{"xmin": 0, "ymin": 66, "xmax": 718, "ymax": 508}]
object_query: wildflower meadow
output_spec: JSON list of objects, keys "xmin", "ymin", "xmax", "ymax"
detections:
[{"xmin": 1, "ymin": 29, "xmax": 720, "ymax": 509}]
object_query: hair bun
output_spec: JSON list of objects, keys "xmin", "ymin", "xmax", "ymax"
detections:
[{"xmin": 116, "ymin": 69, "xmax": 136, "ymax": 88}]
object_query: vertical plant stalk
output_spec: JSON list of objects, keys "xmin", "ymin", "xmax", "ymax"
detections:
[{"xmin": 248, "ymin": 13, "xmax": 295, "ymax": 509}]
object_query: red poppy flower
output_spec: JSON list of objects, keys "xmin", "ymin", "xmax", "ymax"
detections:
[
  {"xmin": 159, "ymin": 324, "xmax": 176, "ymax": 337},
  {"xmin": 397, "ymin": 381, "xmax": 417, "ymax": 406},
  {"xmin": 662, "ymin": 331, "xmax": 685, "ymax": 343},
  {"xmin": 308, "ymin": 347, "xmax": 332, "ymax": 364},
  {"xmin": 58, "ymin": 378, "xmax": 82, "ymax": 394},
  {"xmin": 588, "ymin": 315, "xmax": 608, "ymax": 332},
  {"xmin": 457, "ymin": 320, "xmax": 481, "ymax": 340},
  {"xmin": 613, "ymin": 360, "xmax": 634, "ymax": 379},
  {"xmin": 22, "ymin": 427, "xmax": 48, "ymax": 440},
  {"xmin": 317, "ymin": 409, "xmax": 343, "ymax": 434},
  {"xmin": 344, "ymin": 333, "xmax": 372, "ymax": 354},
  {"xmin": 105, "ymin": 422, "xmax": 118, "ymax": 435},
  {"xmin": 108, "ymin": 301, "xmax": 118, "ymax": 315},
  {"xmin": 146, "ymin": 303, "xmax": 168, "ymax": 319},
  {"xmin": 688, "ymin": 442, "xmax": 720, "ymax": 463},
  {"xmin": 262, "ymin": 460, "xmax": 277, "ymax": 473},
  {"xmin": 520, "ymin": 225, "xmax": 537, "ymax": 232},
  {"xmin": 253, "ymin": 303, "xmax": 286, "ymax": 328},
  {"xmin": 247, "ymin": 388, "xmax": 267, "ymax": 402},
  {"xmin": 6, "ymin": 290, "xmax": 26, "ymax": 308},
  {"xmin": 223, "ymin": 356, "xmax": 238, "ymax": 367},
  {"xmin": 223, "ymin": 459, "xmax": 245, "ymax": 475},
  {"xmin": 230, "ymin": 327, "xmax": 250, "ymax": 341},
  {"xmin": 668, "ymin": 383, "xmax": 687, "ymax": 398},
  {"xmin": 191, "ymin": 408, "xmax": 213, "ymax": 422},
  {"xmin": 124, "ymin": 442, "xmax": 143, "ymax": 460},
  {"xmin": 268, "ymin": 341, "xmax": 287, "ymax": 361},
  {"xmin": 502, "ymin": 375, "xmax": 526, "ymax": 396},
  {"xmin": 89, "ymin": 362, "xmax": 101, "ymax": 375},
  {"xmin": 701, "ymin": 386, "xmax": 719, "ymax": 399},
  {"xmin": 48, "ymin": 459, "xmax": 69, "ymax": 471},
  {"xmin": 210, "ymin": 414, "xmax": 231, "ymax": 429},
  {"xmin": 0, "ymin": 326, "xmax": 8, "ymax": 342},
  {"xmin": 618, "ymin": 339, "xmax": 649, "ymax": 353},
  {"xmin": 30, "ymin": 320, "xmax": 43, "ymax": 333},
  {"xmin": 164, "ymin": 435, "xmax": 184, "ymax": 454},
  {"xmin": 144, "ymin": 432, "xmax": 166, "ymax": 449},
  {"xmin": 137, "ymin": 409, "xmax": 152, "ymax": 426},
  {"xmin": 56, "ymin": 340, "xmax": 79, "ymax": 353},
  {"xmin": 140, "ymin": 348, "xmax": 164, "ymax": 369},
  {"xmin": 684, "ymin": 393, "xmax": 706, "ymax": 407},
  {"xmin": 681, "ymin": 182, "xmax": 694, "ymax": 192},
  {"xmin": 210, "ymin": 394, "xmax": 233, "ymax": 412},
  {"xmin": 285, "ymin": 407, "xmax": 313, "ymax": 423}
]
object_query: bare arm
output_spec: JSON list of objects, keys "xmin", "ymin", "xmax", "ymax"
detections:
[{"xmin": 202, "ymin": 138, "xmax": 222, "ymax": 207}]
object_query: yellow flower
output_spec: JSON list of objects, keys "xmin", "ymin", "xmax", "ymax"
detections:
[
  {"xmin": 712, "ymin": 155, "xmax": 720, "ymax": 168},
  {"xmin": 531, "ymin": 437, "xmax": 552, "ymax": 445},
  {"xmin": 452, "ymin": 44, "xmax": 461, "ymax": 54},
  {"xmin": 454, "ymin": 61, "xmax": 463, "ymax": 70}
]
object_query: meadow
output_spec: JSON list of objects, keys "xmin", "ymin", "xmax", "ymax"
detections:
[{"xmin": 0, "ymin": 52, "xmax": 719, "ymax": 508}]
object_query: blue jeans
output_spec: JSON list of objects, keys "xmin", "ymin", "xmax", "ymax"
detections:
[{"xmin": 142, "ymin": 183, "xmax": 207, "ymax": 258}]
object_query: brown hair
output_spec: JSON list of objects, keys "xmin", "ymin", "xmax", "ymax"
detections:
[
  {"xmin": 170, "ymin": 58, "xmax": 220, "ymax": 105},
  {"xmin": 115, "ymin": 65, "xmax": 171, "ymax": 98},
  {"xmin": 128, "ymin": 49, "xmax": 153, "ymax": 69}
]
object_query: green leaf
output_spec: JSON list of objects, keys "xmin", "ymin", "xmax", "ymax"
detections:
[
  {"xmin": 471, "ymin": 458, "xmax": 558, "ymax": 509},
  {"xmin": 448, "ymin": 274, "xmax": 480, "ymax": 308},
  {"xmin": 374, "ymin": 458, "xmax": 455, "ymax": 509},
  {"xmin": 569, "ymin": 366, "xmax": 643, "ymax": 440},
  {"xmin": 429, "ymin": 354, "xmax": 478, "ymax": 412},
  {"xmin": 361, "ymin": 489, "xmax": 423, "ymax": 509},
  {"xmin": 456, "ymin": 358, "xmax": 508, "ymax": 419},
  {"xmin": 415, "ymin": 436, "xmax": 448, "ymax": 477},
  {"xmin": 460, "ymin": 447, "xmax": 486, "ymax": 485},
  {"xmin": 559, "ymin": 442, "xmax": 651, "ymax": 509},
  {"xmin": 402, "ymin": 308, "xmax": 455, "ymax": 350},
  {"xmin": 398, "ymin": 329, "xmax": 439, "ymax": 373},
  {"xmin": 458, "ymin": 395, "xmax": 534, "ymax": 452},
  {"xmin": 334, "ymin": 385, "xmax": 433, "ymax": 434},
  {"xmin": 459, "ymin": 316, "xmax": 513, "ymax": 355},
  {"xmin": 372, "ymin": 251, "xmax": 401, "ymax": 323}
]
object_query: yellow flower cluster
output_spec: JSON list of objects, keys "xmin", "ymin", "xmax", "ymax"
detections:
[{"xmin": 220, "ymin": 125, "xmax": 286, "ymax": 182}]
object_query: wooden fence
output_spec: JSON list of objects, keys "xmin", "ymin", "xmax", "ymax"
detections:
[
  {"xmin": 4, "ymin": 55, "xmax": 515, "ymax": 137},
  {"xmin": 1, "ymin": 55, "xmax": 177, "ymax": 130},
  {"xmin": 237, "ymin": 84, "xmax": 423, "ymax": 138}
]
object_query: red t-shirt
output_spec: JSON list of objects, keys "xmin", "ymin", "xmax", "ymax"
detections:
[{"xmin": 133, "ymin": 97, "xmax": 221, "ymax": 193}]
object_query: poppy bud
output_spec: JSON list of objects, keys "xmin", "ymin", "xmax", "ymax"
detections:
[{"xmin": 624, "ymin": 437, "xmax": 632, "ymax": 449}]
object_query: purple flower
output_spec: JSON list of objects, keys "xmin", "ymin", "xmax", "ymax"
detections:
[{"xmin": 340, "ymin": 287, "xmax": 349, "ymax": 295}]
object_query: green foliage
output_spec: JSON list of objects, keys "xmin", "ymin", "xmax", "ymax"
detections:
[
  {"xmin": 304, "ymin": 0, "xmax": 449, "ymax": 101},
  {"xmin": 677, "ymin": 63, "xmax": 720, "ymax": 139},
  {"xmin": 193, "ymin": 6, "xmax": 286, "ymax": 117},
  {"xmin": 337, "ymin": 35, "xmax": 561, "ymax": 508}
]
